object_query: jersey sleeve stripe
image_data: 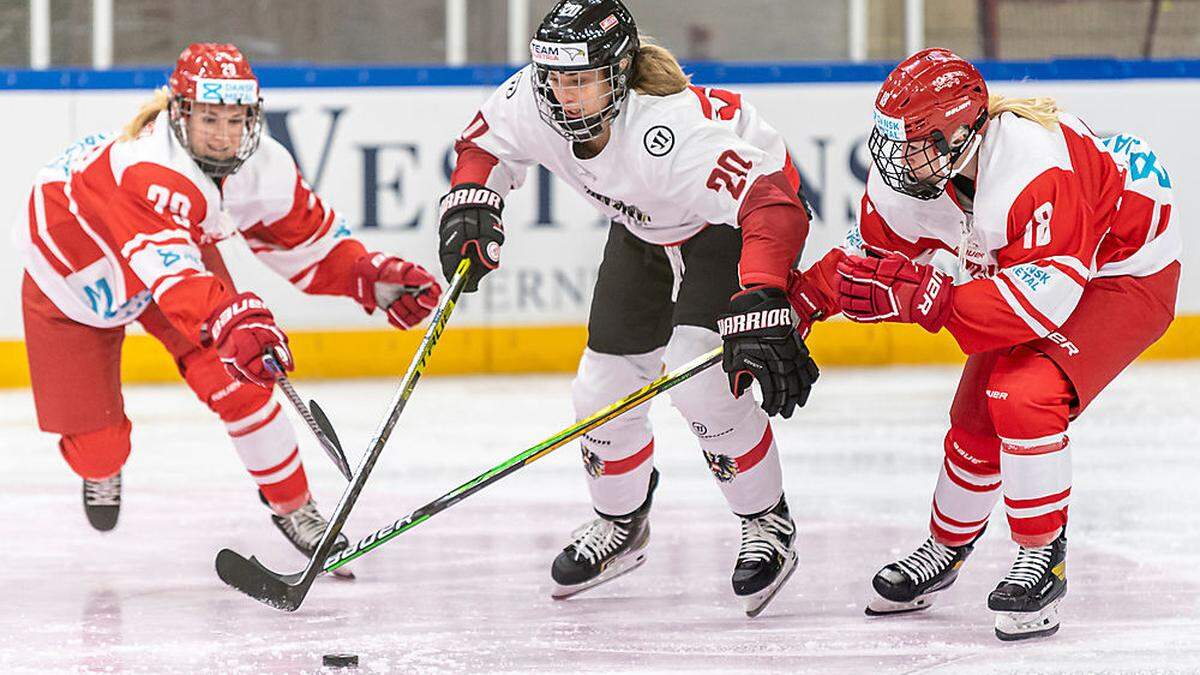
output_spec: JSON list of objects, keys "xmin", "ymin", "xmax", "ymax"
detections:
[
  {"xmin": 291, "ymin": 265, "xmax": 319, "ymax": 290},
  {"xmin": 31, "ymin": 184, "xmax": 77, "ymax": 274},
  {"xmin": 120, "ymin": 230, "xmax": 193, "ymax": 260},
  {"xmin": 1037, "ymin": 256, "xmax": 1090, "ymax": 287},
  {"xmin": 149, "ymin": 268, "xmax": 202, "ymax": 300},
  {"xmin": 998, "ymin": 261, "xmax": 1086, "ymax": 327},
  {"xmin": 296, "ymin": 210, "xmax": 336, "ymax": 249},
  {"xmin": 288, "ymin": 258, "xmax": 323, "ymax": 287},
  {"xmin": 28, "ymin": 200, "xmax": 74, "ymax": 276},
  {"xmin": 992, "ymin": 274, "xmax": 1054, "ymax": 337}
]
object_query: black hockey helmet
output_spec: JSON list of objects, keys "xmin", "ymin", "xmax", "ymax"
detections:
[{"xmin": 530, "ymin": 0, "xmax": 640, "ymax": 142}]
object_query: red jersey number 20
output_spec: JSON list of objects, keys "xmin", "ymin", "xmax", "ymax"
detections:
[{"xmin": 706, "ymin": 150, "xmax": 752, "ymax": 200}]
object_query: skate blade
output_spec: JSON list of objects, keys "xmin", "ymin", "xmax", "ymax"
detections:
[
  {"xmin": 551, "ymin": 550, "xmax": 648, "ymax": 600},
  {"xmin": 741, "ymin": 549, "xmax": 798, "ymax": 618},
  {"xmin": 865, "ymin": 592, "xmax": 937, "ymax": 616},
  {"xmin": 994, "ymin": 597, "xmax": 1062, "ymax": 641}
]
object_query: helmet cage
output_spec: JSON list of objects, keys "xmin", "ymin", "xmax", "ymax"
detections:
[
  {"xmin": 869, "ymin": 107, "xmax": 987, "ymax": 200},
  {"xmin": 168, "ymin": 96, "xmax": 263, "ymax": 180},
  {"xmin": 532, "ymin": 59, "xmax": 630, "ymax": 142}
]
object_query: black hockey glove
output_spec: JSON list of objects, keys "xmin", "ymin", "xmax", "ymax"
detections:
[
  {"xmin": 718, "ymin": 286, "xmax": 820, "ymax": 419},
  {"xmin": 438, "ymin": 183, "xmax": 505, "ymax": 293}
]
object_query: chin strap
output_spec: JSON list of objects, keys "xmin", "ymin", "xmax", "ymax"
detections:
[
  {"xmin": 925, "ymin": 130, "xmax": 983, "ymax": 199},
  {"xmin": 947, "ymin": 132, "xmax": 984, "ymax": 181}
]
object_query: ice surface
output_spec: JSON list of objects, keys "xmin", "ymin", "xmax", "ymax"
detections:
[{"xmin": 2, "ymin": 362, "xmax": 1199, "ymax": 673}]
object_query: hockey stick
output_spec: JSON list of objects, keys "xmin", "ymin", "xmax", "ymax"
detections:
[
  {"xmin": 264, "ymin": 351, "xmax": 352, "ymax": 481},
  {"xmin": 320, "ymin": 345, "xmax": 723, "ymax": 574},
  {"xmin": 215, "ymin": 259, "xmax": 472, "ymax": 611}
]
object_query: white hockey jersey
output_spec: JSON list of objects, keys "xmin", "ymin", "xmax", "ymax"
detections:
[{"xmin": 454, "ymin": 65, "xmax": 799, "ymax": 247}]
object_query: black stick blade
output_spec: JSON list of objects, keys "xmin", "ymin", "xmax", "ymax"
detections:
[
  {"xmin": 309, "ymin": 400, "xmax": 352, "ymax": 480},
  {"xmin": 308, "ymin": 400, "xmax": 343, "ymax": 452},
  {"xmin": 215, "ymin": 548, "xmax": 310, "ymax": 612}
]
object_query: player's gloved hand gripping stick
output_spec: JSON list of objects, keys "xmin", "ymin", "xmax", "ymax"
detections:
[
  {"xmin": 203, "ymin": 287, "xmax": 352, "ymax": 481},
  {"xmin": 215, "ymin": 259, "xmax": 473, "ymax": 611}
]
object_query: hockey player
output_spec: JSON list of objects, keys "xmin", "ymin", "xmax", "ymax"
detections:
[
  {"xmin": 789, "ymin": 48, "xmax": 1181, "ymax": 639},
  {"xmin": 437, "ymin": 0, "xmax": 818, "ymax": 616},
  {"xmin": 14, "ymin": 43, "xmax": 442, "ymax": 565}
]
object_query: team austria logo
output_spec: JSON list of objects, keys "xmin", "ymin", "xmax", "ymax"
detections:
[{"xmin": 530, "ymin": 40, "xmax": 590, "ymax": 67}]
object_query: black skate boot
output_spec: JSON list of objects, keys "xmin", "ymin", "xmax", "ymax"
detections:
[
  {"xmin": 551, "ymin": 469, "xmax": 658, "ymax": 599},
  {"xmin": 266, "ymin": 492, "xmax": 355, "ymax": 580},
  {"xmin": 732, "ymin": 495, "xmax": 798, "ymax": 618},
  {"xmin": 82, "ymin": 472, "xmax": 121, "ymax": 532},
  {"xmin": 865, "ymin": 528, "xmax": 985, "ymax": 616},
  {"xmin": 988, "ymin": 531, "xmax": 1067, "ymax": 641}
]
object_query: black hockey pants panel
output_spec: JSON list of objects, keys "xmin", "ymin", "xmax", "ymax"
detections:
[{"xmin": 586, "ymin": 222, "xmax": 742, "ymax": 355}]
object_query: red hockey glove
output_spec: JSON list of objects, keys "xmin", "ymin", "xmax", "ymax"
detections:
[
  {"xmin": 202, "ymin": 292, "xmax": 292, "ymax": 388},
  {"xmin": 351, "ymin": 252, "xmax": 443, "ymax": 330},
  {"xmin": 836, "ymin": 253, "xmax": 953, "ymax": 333},
  {"xmin": 785, "ymin": 268, "xmax": 838, "ymax": 339}
]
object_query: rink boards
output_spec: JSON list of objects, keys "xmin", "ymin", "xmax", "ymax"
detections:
[{"xmin": 1, "ymin": 60, "xmax": 1197, "ymax": 384}]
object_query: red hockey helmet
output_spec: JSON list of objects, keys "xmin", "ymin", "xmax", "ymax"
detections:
[
  {"xmin": 167, "ymin": 43, "xmax": 263, "ymax": 179},
  {"xmin": 868, "ymin": 48, "xmax": 989, "ymax": 200}
]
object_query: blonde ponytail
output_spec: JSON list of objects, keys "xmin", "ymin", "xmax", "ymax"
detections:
[
  {"xmin": 119, "ymin": 87, "xmax": 171, "ymax": 141},
  {"xmin": 628, "ymin": 37, "xmax": 690, "ymax": 96},
  {"xmin": 987, "ymin": 93, "xmax": 1060, "ymax": 130}
]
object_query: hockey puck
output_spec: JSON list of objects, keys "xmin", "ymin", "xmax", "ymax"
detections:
[{"xmin": 323, "ymin": 653, "xmax": 358, "ymax": 668}]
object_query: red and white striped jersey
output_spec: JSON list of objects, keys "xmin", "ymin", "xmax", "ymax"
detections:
[
  {"xmin": 851, "ymin": 111, "xmax": 1181, "ymax": 353},
  {"xmin": 13, "ymin": 110, "xmax": 365, "ymax": 339}
]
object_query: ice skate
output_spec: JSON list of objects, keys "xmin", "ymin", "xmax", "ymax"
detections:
[
  {"xmin": 865, "ymin": 529, "xmax": 983, "ymax": 616},
  {"xmin": 732, "ymin": 495, "xmax": 797, "ymax": 618},
  {"xmin": 270, "ymin": 495, "xmax": 355, "ymax": 580},
  {"xmin": 989, "ymin": 531, "xmax": 1067, "ymax": 641},
  {"xmin": 82, "ymin": 472, "xmax": 122, "ymax": 532},
  {"xmin": 551, "ymin": 469, "xmax": 658, "ymax": 599}
]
